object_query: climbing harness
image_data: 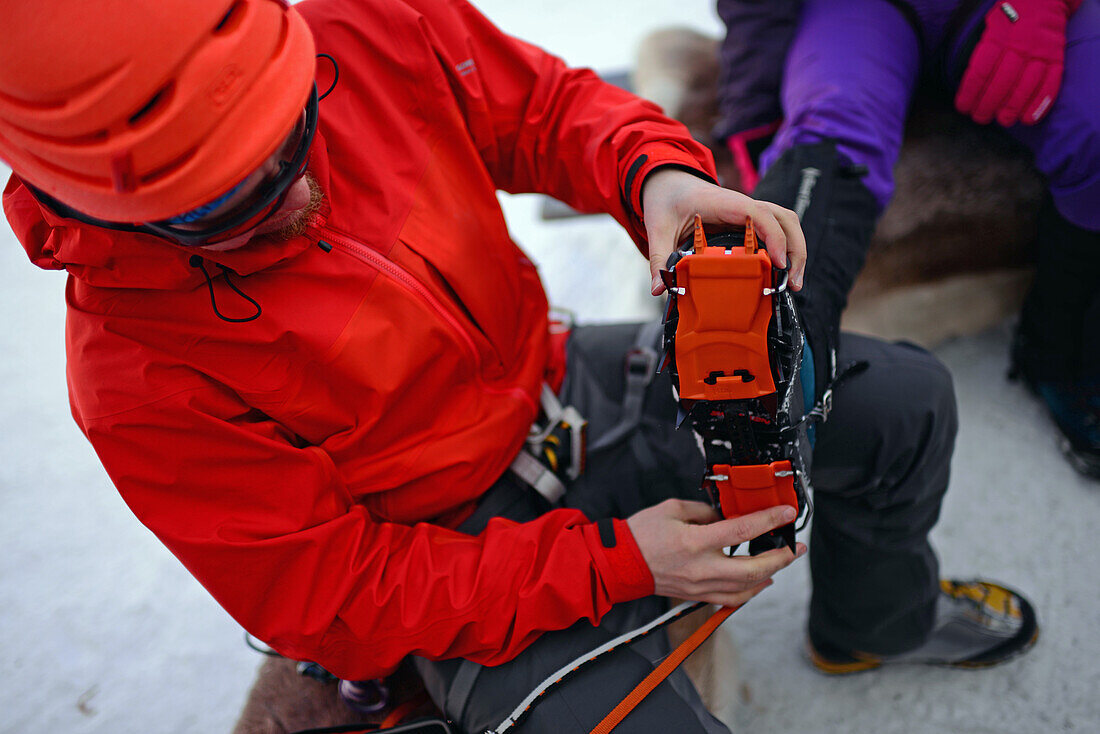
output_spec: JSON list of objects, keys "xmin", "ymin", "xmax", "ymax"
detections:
[{"xmin": 509, "ymin": 384, "xmax": 588, "ymax": 505}]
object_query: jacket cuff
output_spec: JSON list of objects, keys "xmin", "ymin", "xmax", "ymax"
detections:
[
  {"xmin": 582, "ymin": 517, "xmax": 654, "ymax": 602},
  {"xmin": 620, "ymin": 144, "xmax": 718, "ymax": 244}
]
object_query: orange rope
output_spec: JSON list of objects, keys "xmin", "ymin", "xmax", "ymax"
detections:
[{"xmin": 588, "ymin": 604, "xmax": 740, "ymax": 734}]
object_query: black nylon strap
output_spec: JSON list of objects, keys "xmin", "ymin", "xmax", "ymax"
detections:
[
  {"xmin": 596, "ymin": 518, "xmax": 617, "ymax": 548},
  {"xmin": 444, "ymin": 660, "xmax": 482, "ymax": 724}
]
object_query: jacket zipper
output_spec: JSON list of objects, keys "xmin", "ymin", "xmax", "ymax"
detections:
[{"xmin": 308, "ymin": 224, "xmax": 536, "ymax": 408}]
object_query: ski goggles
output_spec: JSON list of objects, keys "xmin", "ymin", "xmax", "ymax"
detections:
[{"xmin": 140, "ymin": 85, "xmax": 319, "ymax": 246}]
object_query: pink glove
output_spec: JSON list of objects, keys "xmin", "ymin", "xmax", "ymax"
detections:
[{"xmin": 955, "ymin": 0, "xmax": 1081, "ymax": 127}]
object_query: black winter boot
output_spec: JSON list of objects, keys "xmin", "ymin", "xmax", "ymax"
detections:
[{"xmin": 752, "ymin": 140, "xmax": 880, "ymax": 404}]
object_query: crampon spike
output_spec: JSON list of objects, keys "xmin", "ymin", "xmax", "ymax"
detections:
[
  {"xmin": 675, "ymin": 406, "xmax": 691, "ymax": 429},
  {"xmin": 691, "ymin": 213, "xmax": 706, "ymax": 254},
  {"xmin": 743, "ymin": 216, "xmax": 758, "ymax": 255}
]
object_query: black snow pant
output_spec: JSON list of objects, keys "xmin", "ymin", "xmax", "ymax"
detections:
[
  {"xmin": 1015, "ymin": 195, "xmax": 1100, "ymax": 382},
  {"xmin": 414, "ymin": 321, "xmax": 958, "ymax": 733}
]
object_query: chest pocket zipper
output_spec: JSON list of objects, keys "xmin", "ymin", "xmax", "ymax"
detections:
[{"xmin": 313, "ymin": 228, "xmax": 502, "ymax": 372}]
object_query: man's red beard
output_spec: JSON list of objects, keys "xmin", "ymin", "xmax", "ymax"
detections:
[{"xmin": 273, "ymin": 172, "xmax": 324, "ymax": 239}]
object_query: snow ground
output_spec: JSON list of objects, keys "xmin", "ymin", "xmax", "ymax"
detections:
[{"xmin": 2, "ymin": 2, "xmax": 1098, "ymax": 733}]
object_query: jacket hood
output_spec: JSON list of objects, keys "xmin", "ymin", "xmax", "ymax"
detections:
[{"xmin": 2, "ymin": 132, "xmax": 332, "ymax": 291}]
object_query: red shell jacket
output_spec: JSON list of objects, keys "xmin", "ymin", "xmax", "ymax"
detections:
[{"xmin": 3, "ymin": 0, "xmax": 716, "ymax": 679}]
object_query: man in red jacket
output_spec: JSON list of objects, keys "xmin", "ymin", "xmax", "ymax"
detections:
[{"xmin": 0, "ymin": 1, "xmax": 1036, "ymax": 732}]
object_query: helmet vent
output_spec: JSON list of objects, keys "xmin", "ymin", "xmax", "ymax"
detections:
[
  {"xmin": 0, "ymin": 88, "xmax": 67, "ymax": 113},
  {"xmin": 27, "ymin": 150, "xmax": 110, "ymax": 187},
  {"xmin": 9, "ymin": 121, "xmax": 108, "ymax": 147},
  {"xmin": 128, "ymin": 83, "xmax": 175, "ymax": 129},
  {"xmin": 213, "ymin": 2, "xmax": 247, "ymax": 35},
  {"xmin": 139, "ymin": 146, "xmax": 197, "ymax": 186}
]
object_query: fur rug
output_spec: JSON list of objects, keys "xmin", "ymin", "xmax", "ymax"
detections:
[{"xmin": 232, "ymin": 657, "xmax": 438, "ymax": 734}]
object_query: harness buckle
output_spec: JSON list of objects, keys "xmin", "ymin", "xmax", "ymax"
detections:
[{"xmin": 511, "ymin": 384, "xmax": 588, "ymax": 504}]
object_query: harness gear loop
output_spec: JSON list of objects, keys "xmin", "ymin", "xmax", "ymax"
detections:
[
  {"xmin": 509, "ymin": 384, "xmax": 588, "ymax": 504},
  {"xmin": 508, "ymin": 449, "xmax": 566, "ymax": 505}
]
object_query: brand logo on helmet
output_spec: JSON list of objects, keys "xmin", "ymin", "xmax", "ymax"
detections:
[{"xmin": 208, "ymin": 64, "xmax": 246, "ymax": 106}]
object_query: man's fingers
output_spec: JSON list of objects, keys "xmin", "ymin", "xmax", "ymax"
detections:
[
  {"xmin": 688, "ymin": 543, "xmax": 805, "ymax": 593},
  {"xmin": 693, "ymin": 194, "xmax": 805, "ymax": 289},
  {"xmin": 645, "ymin": 215, "xmax": 688, "ymax": 296},
  {"xmin": 648, "ymin": 240, "xmax": 673, "ymax": 295},
  {"xmin": 694, "ymin": 504, "xmax": 798, "ymax": 550},
  {"xmin": 742, "ymin": 202, "xmax": 787, "ymax": 269},
  {"xmin": 630, "ymin": 497, "xmax": 807, "ymax": 604},
  {"xmin": 701, "ymin": 579, "xmax": 773, "ymax": 609},
  {"xmin": 665, "ymin": 498, "xmax": 723, "ymax": 525},
  {"xmin": 642, "ymin": 175, "xmax": 807, "ymax": 295},
  {"xmin": 761, "ymin": 202, "xmax": 806, "ymax": 289}
]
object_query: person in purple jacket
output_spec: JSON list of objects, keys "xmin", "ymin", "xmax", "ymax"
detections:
[
  {"xmin": 714, "ymin": 0, "xmax": 1098, "ymax": 673},
  {"xmin": 715, "ymin": 0, "xmax": 1100, "ymax": 485}
]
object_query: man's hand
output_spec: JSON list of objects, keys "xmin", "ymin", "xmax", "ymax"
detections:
[
  {"xmin": 641, "ymin": 168, "xmax": 806, "ymax": 296},
  {"xmin": 626, "ymin": 499, "xmax": 807, "ymax": 608}
]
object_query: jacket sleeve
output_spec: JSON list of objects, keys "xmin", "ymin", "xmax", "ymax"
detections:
[
  {"xmin": 712, "ymin": 0, "xmax": 803, "ymax": 143},
  {"xmin": 73, "ymin": 382, "xmax": 653, "ymax": 680},
  {"xmin": 400, "ymin": 0, "xmax": 718, "ymax": 248}
]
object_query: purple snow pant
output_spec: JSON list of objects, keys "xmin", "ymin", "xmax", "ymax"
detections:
[{"xmin": 761, "ymin": 0, "xmax": 1100, "ymax": 231}]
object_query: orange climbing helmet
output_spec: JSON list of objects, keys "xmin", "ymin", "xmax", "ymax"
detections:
[{"xmin": 0, "ymin": 0, "xmax": 316, "ymax": 223}]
